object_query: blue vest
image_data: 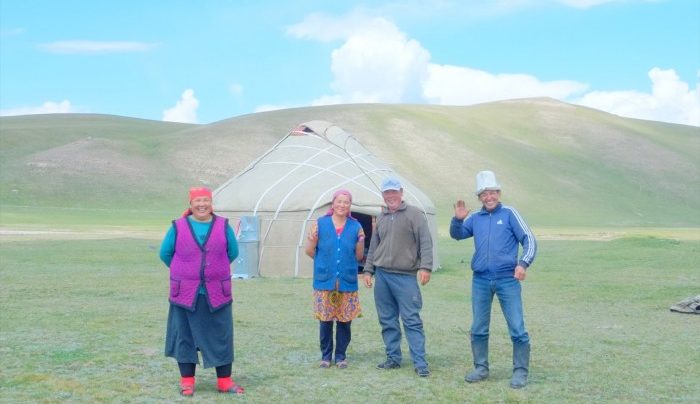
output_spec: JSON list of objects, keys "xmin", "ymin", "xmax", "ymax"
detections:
[{"xmin": 312, "ymin": 215, "xmax": 361, "ymax": 292}]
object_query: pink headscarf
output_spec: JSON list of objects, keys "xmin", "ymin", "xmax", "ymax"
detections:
[{"xmin": 325, "ymin": 189, "xmax": 354, "ymax": 217}]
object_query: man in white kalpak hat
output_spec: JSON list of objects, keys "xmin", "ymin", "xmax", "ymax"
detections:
[{"xmin": 450, "ymin": 170, "xmax": 537, "ymax": 389}]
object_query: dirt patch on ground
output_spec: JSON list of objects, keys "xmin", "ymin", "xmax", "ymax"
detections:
[
  {"xmin": 0, "ymin": 228, "xmax": 162, "ymax": 241},
  {"xmin": 3, "ymin": 227, "xmax": 698, "ymax": 242},
  {"xmin": 536, "ymin": 232, "xmax": 622, "ymax": 241},
  {"xmin": 534, "ymin": 228, "xmax": 700, "ymax": 241},
  {"xmin": 25, "ymin": 137, "xmax": 153, "ymax": 180}
]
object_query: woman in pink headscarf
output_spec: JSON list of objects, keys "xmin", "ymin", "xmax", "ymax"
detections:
[{"xmin": 305, "ymin": 189, "xmax": 365, "ymax": 369}]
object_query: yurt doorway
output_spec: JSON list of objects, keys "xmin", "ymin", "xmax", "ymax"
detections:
[{"xmin": 353, "ymin": 212, "xmax": 374, "ymax": 273}]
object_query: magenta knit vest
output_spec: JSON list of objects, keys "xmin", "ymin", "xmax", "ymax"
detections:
[{"xmin": 169, "ymin": 215, "xmax": 232, "ymax": 311}]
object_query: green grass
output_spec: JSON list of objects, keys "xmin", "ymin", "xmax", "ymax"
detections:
[
  {"xmin": 1, "ymin": 235, "xmax": 698, "ymax": 402},
  {"xmin": 0, "ymin": 205, "xmax": 176, "ymax": 230}
]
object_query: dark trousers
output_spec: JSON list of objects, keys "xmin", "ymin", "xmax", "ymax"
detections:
[
  {"xmin": 319, "ymin": 320, "xmax": 352, "ymax": 362},
  {"xmin": 178, "ymin": 362, "xmax": 231, "ymax": 378}
]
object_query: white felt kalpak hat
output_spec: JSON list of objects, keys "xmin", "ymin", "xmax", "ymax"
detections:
[{"xmin": 475, "ymin": 170, "xmax": 501, "ymax": 196}]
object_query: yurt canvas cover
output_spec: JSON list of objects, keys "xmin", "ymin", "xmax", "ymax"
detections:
[{"xmin": 214, "ymin": 120, "xmax": 439, "ymax": 277}]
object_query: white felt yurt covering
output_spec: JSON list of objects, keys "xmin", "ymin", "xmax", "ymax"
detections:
[{"xmin": 214, "ymin": 120, "xmax": 438, "ymax": 277}]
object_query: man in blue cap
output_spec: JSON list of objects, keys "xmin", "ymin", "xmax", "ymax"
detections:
[
  {"xmin": 363, "ymin": 177, "xmax": 434, "ymax": 377},
  {"xmin": 450, "ymin": 170, "xmax": 537, "ymax": 389}
]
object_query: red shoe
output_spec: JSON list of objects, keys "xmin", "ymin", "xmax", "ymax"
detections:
[
  {"xmin": 180, "ymin": 376, "xmax": 195, "ymax": 396},
  {"xmin": 217, "ymin": 377, "xmax": 245, "ymax": 395}
]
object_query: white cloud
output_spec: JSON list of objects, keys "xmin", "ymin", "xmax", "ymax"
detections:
[
  {"xmin": 328, "ymin": 26, "xmax": 430, "ymax": 103},
  {"xmin": 290, "ymin": 13, "xmax": 431, "ymax": 105},
  {"xmin": 287, "ymin": 12, "xmax": 358, "ymax": 42},
  {"xmin": 492, "ymin": 0, "xmax": 654, "ymax": 11},
  {"xmin": 424, "ymin": 64, "xmax": 588, "ymax": 105},
  {"xmin": 576, "ymin": 68, "xmax": 699, "ymax": 126},
  {"xmin": 162, "ymin": 89, "xmax": 199, "ymax": 123},
  {"xmin": 0, "ymin": 27, "xmax": 25, "ymax": 38},
  {"xmin": 0, "ymin": 100, "xmax": 74, "ymax": 116},
  {"xmin": 253, "ymin": 104, "xmax": 295, "ymax": 113},
  {"xmin": 40, "ymin": 40, "xmax": 156, "ymax": 54},
  {"xmin": 286, "ymin": 10, "xmax": 400, "ymax": 43},
  {"xmin": 311, "ymin": 95, "xmax": 344, "ymax": 106},
  {"xmin": 403, "ymin": 0, "xmax": 645, "ymax": 17},
  {"xmin": 555, "ymin": 0, "xmax": 620, "ymax": 7},
  {"xmin": 228, "ymin": 83, "xmax": 244, "ymax": 96},
  {"xmin": 291, "ymin": 10, "xmax": 696, "ymax": 126},
  {"xmin": 294, "ymin": 12, "xmax": 583, "ymax": 106}
]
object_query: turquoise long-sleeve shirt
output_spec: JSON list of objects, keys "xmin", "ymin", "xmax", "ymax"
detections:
[{"xmin": 159, "ymin": 216, "xmax": 239, "ymax": 266}]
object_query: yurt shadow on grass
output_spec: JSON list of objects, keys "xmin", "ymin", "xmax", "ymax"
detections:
[{"xmin": 214, "ymin": 120, "xmax": 439, "ymax": 278}]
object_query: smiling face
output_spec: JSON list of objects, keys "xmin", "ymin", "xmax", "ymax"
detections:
[
  {"xmin": 382, "ymin": 189, "xmax": 403, "ymax": 212},
  {"xmin": 190, "ymin": 196, "xmax": 213, "ymax": 221},
  {"xmin": 478, "ymin": 189, "xmax": 501, "ymax": 212},
  {"xmin": 332, "ymin": 193, "xmax": 352, "ymax": 217}
]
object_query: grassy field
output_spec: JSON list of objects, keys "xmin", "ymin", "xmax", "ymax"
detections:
[
  {"xmin": 1, "ymin": 235, "xmax": 698, "ymax": 403},
  {"xmin": 2, "ymin": 101, "xmax": 698, "ymax": 403}
]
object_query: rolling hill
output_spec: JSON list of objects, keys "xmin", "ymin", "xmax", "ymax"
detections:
[{"xmin": 1, "ymin": 98, "xmax": 698, "ymax": 228}]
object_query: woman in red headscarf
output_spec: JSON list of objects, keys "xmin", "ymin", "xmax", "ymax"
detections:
[
  {"xmin": 305, "ymin": 189, "xmax": 365, "ymax": 369},
  {"xmin": 159, "ymin": 187, "xmax": 244, "ymax": 396}
]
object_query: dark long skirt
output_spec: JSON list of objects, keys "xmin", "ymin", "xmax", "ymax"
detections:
[{"xmin": 165, "ymin": 293, "xmax": 233, "ymax": 368}]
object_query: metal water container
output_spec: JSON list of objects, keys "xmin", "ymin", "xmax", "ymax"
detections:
[{"xmin": 232, "ymin": 216, "xmax": 260, "ymax": 278}]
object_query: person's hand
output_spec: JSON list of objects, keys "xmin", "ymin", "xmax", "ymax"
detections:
[
  {"xmin": 307, "ymin": 224, "xmax": 319, "ymax": 243},
  {"xmin": 363, "ymin": 273, "xmax": 373, "ymax": 288},
  {"xmin": 454, "ymin": 200, "xmax": 470, "ymax": 220},
  {"xmin": 357, "ymin": 228, "xmax": 366, "ymax": 246},
  {"xmin": 514, "ymin": 265, "xmax": 527, "ymax": 281},
  {"xmin": 418, "ymin": 269, "xmax": 431, "ymax": 285}
]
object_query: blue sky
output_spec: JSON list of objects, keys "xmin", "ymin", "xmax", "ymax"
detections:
[{"xmin": 1, "ymin": 0, "xmax": 698, "ymax": 126}]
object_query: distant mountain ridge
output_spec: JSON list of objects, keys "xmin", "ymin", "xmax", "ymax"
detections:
[{"xmin": 1, "ymin": 98, "xmax": 698, "ymax": 227}]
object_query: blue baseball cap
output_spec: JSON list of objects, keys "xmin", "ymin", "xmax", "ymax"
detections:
[{"xmin": 380, "ymin": 177, "xmax": 402, "ymax": 192}]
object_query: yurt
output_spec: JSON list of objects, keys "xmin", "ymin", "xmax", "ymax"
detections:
[{"xmin": 214, "ymin": 120, "xmax": 438, "ymax": 277}]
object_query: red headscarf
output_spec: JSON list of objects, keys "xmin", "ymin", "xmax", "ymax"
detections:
[
  {"xmin": 182, "ymin": 187, "xmax": 213, "ymax": 217},
  {"xmin": 189, "ymin": 187, "xmax": 212, "ymax": 201}
]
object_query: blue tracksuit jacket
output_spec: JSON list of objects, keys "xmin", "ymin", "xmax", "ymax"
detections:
[{"xmin": 450, "ymin": 203, "xmax": 537, "ymax": 279}]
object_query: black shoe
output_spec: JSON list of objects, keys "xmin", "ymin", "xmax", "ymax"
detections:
[
  {"xmin": 376, "ymin": 359, "xmax": 401, "ymax": 370},
  {"xmin": 415, "ymin": 366, "xmax": 431, "ymax": 377}
]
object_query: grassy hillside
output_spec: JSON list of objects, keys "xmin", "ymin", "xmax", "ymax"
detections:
[
  {"xmin": 0, "ymin": 114, "xmax": 195, "ymax": 226},
  {"xmin": 1, "ymin": 99, "xmax": 698, "ymax": 228}
]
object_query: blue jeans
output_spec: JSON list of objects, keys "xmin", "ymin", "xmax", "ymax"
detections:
[
  {"xmin": 374, "ymin": 268, "xmax": 427, "ymax": 368},
  {"xmin": 319, "ymin": 321, "xmax": 351, "ymax": 362},
  {"xmin": 471, "ymin": 276, "xmax": 529, "ymax": 345}
]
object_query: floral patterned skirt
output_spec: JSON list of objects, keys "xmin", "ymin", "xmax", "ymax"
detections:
[{"xmin": 313, "ymin": 289, "xmax": 362, "ymax": 322}]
